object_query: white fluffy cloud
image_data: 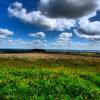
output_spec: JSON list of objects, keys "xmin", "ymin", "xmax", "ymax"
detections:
[
  {"xmin": 8, "ymin": 2, "xmax": 76, "ymax": 31},
  {"xmin": 12, "ymin": 1, "xmax": 23, "ymax": 9},
  {"xmin": 73, "ymin": 1, "xmax": 100, "ymax": 42},
  {"xmin": 75, "ymin": 19, "xmax": 100, "ymax": 41},
  {"xmin": 51, "ymin": 32, "xmax": 72, "ymax": 49},
  {"xmin": 29, "ymin": 32, "xmax": 46, "ymax": 38},
  {"xmin": 0, "ymin": 28, "xmax": 14, "ymax": 39},
  {"xmin": 7, "ymin": 39, "xmax": 34, "ymax": 47},
  {"xmin": 32, "ymin": 39, "xmax": 47, "ymax": 48},
  {"xmin": 7, "ymin": 39, "xmax": 27, "ymax": 45},
  {"xmin": 57, "ymin": 32, "xmax": 72, "ymax": 43}
]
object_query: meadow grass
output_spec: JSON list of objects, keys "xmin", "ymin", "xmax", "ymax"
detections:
[{"xmin": 0, "ymin": 57, "xmax": 100, "ymax": 100}]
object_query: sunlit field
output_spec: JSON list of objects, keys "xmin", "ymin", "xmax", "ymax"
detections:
[{"xmin": 0, "ymin": 54, "xmax": 100, "ymax": 100}]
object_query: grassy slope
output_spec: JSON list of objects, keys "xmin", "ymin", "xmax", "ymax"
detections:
[{"xmin": 0, "ymin": 57, "xmax": 100, "ymax": 100}]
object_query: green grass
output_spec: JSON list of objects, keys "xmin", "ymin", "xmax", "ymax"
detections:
[
  {"xmin": 0, "ymin": 68, "xmax": 100, "ymax": 100},
  {"xmin": 0, "ymin": 57, "xmax": 100, "ymax": 72},
  {"xmin": 0, "ymin": 57, "xmax": 100, "ymax": 100}
]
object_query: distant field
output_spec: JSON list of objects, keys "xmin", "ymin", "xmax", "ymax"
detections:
[
  {"xmin": 0, "ymin": 53, "xmax": 100, "ymax": 100},
  {"xmin": 1, "ymin": 53, "xmax": 75, "ymax": 59},
  {"xmin": 0, "ymin": 52, "xmax": 100, "ymax": 58},
  {"xmin": 0, "ymin": 53, "xmax": 100, "ymax": 72}
]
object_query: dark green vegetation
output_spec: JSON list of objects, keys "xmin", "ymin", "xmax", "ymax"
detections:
[
  {"xmin": 65, "ymin": 52, "xmax": 100, "ymax": 57},
  {"xmin": 0, "ymin": 49, "xmax": 47, "ymax": 53},
  {"xmin": 0, "ymin": 57, "xmax": 100, "ymax": 100}
]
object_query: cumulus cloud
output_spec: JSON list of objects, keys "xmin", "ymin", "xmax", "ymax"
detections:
[
  {"xmin": 29, "ymin": 32, "xmax": 47, "ymax": 48},
  {"xmin": 75, "ymin": 19, "xmax": 100, "ymax": 40},
  {"xmin": 12, "ymin": 1, "xmax": 23, "ymax": 9},
  {"xmin": 50, "ymin": 32, "xmax": 100, "ymax": 50},
  {"xmin": 32, "ymin": 39, "xmax": 46, "ymax": 45},
  {"xmin": 7, "ymin": 39, "xmax": 16, "ymax": 45},
  {"xmin": 0, "ymin": 28, "xmax": 14, "ymax": 39},
  {"xmin": 8, "ymin": 1, "xmax": 76, "ymax": 31},
  {"xmin": 29, "ymin": 32, "xmax": 46, "ymax": 38},
  {"xmin": 57, "ymin": 32, "xmax": 72, "ymax": 43},
  {"xmin": 32, "ymin": 39, "xmax": 47, "ymax": 48},
  {"xmin": 7, "ymin": 39, "xmax": 33, "ymax": 46},
  {"xmin": 51, "ymin": 32, "xmax": 72, "ymax": 49},
  {"xmin": 39, "ymin": 0, "xmax": 98, "ymax": 18}
]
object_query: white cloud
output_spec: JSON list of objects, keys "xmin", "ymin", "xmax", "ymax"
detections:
[
  {"xmin": 0, "ymin": 39, "xmax": 33, "ymax": 49},
  {"xmin": 49, "ymin": 32, "xmax": 100, "ymax": 50},
  {"xmin": 7, "ymin": 39, "xmax": 25, "ymax": 45},
  {"xmin": 8, "ymin": 2, "xmax": 76, "ymax": 31},
  {"xmin": 32, "ymin": 39, "xmax": 47, "ymax": 48},
  {"xmin": 0, "ymin": 28, "xmax": 14, "ymax": 39},
  {"xmin": 57, "ymin": 32, "xmax": 72, "ymax": 43},
  {"xmin": 12, "ymin": 1, "xmax": 23, "ymax": 9},
  {"xmin": 50, "ymin": 32, "xmax": 72, "ymax": 49},
  {"xmin": 73, "ymin": 1, "xmax": 100, "ymax": 42},
  {"xmin": 75, "ymin": 19, "xmax": 100, "ymax": 41},
  {"xmin": 7, "ymin": 39, "xmax": 16, "ymax": 45},
  {"xmin": 6, "ymin": 37, "xmax": 47, "ymax": 49},
  {"xmin": 8, "ymin": 38, "xmax": 31, "ymax": 45},
  {"xmin": 29, "ymin": 32, "xmax": 46, "ymax": 38}
]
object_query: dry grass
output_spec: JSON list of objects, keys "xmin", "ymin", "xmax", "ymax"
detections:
[
  {"xmin": 0, "ymin": 52, "xmax": 100, "ymax": 60},
  {"xmin": 0, "ymin": 53, "xmax": 100, "ymax": 72}
]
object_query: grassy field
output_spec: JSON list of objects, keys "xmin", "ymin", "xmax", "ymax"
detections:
[{"xmin": 0, "ymin": 54, "xmax": 100, "ymax": 100}]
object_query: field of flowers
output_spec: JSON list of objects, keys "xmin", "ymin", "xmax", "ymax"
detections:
[{"xmin": 0, "ymin": 57, "xmax": 100, "ymax": 100}]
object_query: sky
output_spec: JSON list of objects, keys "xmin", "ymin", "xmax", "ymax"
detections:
[{"xmin": 0, "ymin": 0, "xmax": 100, "ymax": 50}]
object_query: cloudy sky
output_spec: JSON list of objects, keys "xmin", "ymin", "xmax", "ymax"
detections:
[{"xmin": 0, "ymin": 0, "xmax": 100, "ymax": 50}]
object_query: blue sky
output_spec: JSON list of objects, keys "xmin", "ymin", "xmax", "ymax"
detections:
[{"xmin": 0, "ymin": 0, "xmax": 100, "ymax": 50}]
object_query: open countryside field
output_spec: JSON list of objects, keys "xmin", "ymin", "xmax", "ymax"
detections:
[{"xmin": 0, "ymin": 53, "xmax": 100, "ymax": 100}]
